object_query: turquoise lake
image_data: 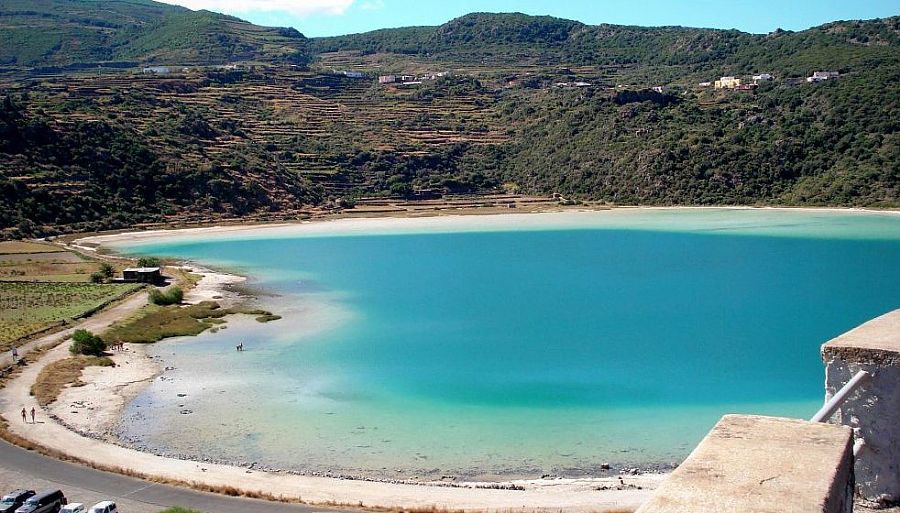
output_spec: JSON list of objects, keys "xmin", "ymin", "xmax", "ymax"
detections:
[{"xmin": 115, "ymin": 209, "xmax": 900, "ymax": 479}]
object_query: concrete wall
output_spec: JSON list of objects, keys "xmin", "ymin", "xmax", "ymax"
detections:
[
  {"xmin": 636, "ymin": 415, "xmax": 854, "ymax": 513},
  {"xmin": 822, "ymin": 309, "xmax": 900, "ymax": 506}
]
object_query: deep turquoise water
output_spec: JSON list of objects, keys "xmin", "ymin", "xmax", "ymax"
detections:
[{"xmin": 116, "ymin": 210, "xmax": 900, "ymax": 478}]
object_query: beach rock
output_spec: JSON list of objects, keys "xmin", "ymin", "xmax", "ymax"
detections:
[{"xmin": 600, "ymin": 463, "xmax": 611, "ymax": 470}]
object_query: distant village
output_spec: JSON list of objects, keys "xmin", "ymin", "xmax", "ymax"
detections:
[
  {"xmin": 693, "ymin": 70, "xmax": 840, "ymax": 91},
  {"xmin": 140, "ymin": 62, "xmax": 842, "ymax": 97}
]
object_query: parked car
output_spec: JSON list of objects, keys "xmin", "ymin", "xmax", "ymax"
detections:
[
  {"xmin": 13, "ymin": 490, "xmax": 66, "ymax": 513},
  {"xmin": 59, "ymin": 504, "xmax": 85, "ymax": 513},
  {"xmin": 86, "ymin": 503, "xmax": 116, "ymax": 513},
  {"xmin": 1, "ymin": 491, "xmax": 35, "ymax": 513}
]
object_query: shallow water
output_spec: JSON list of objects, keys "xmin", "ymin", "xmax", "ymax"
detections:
[{"xmin": 116, "ymin": 209, "xmax": 900, "ymax": 478}]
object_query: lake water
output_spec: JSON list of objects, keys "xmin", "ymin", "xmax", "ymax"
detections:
[{"xmin": 115, "ymin": 209, "xmax": 900, "ymax": 479}]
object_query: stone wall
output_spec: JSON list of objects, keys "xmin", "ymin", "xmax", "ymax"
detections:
[{"xmin": 822, "ymin": 309, "xmax": 900, "ymax": 506}]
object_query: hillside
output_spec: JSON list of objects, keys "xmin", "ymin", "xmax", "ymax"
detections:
[
  {"xmin": 0, "ymin": 0, "xmax": 309, "ymax": 67},
  {"xmin": 0, "ymin": 4, "xmax": 898, "ymax": 237}
]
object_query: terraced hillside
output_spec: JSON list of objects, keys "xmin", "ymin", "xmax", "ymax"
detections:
[{"xmin": 0, "ymin": 4, "xmax": 898, "ymax": 237}]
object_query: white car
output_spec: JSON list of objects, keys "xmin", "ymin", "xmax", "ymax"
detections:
[
  {"xmin": 60, "ymin": 505, "xmax": 85, "ymax": 513},
  {"xmin": 87, "ymin": 502, "xmax": 117, "ymax": 513}
]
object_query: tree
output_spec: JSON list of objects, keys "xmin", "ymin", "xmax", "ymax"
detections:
[
  {"xmin": 99, "ymin": 262, "xmax": 114, "ymax": 277},
  {"xmin": 70, "ymin": 329, "xmax": 106, "ymax": 356},
  {"xmin": 137, "ymin": 257, "xmax": 161, "ymax": 268},
  {"xmin": 89, "ymin": 271, "xmax": 105, "ymax": 283}
]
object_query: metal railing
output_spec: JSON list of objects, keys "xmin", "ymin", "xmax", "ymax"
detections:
[{"xmin": 810, "ymin": 370, "xmax": 870, "ymax": 456}]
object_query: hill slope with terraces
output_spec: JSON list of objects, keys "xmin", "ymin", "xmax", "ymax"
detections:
[{"xmin": 0, "ymin": 3, "xmax": 898, "ymax": 237}]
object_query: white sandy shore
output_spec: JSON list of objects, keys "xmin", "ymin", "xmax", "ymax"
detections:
[
  {"xmin": 178, "ymin": 265, "xmax": 246, "ymax": 307},
  {"xmin": 47, "ymin": 343, "xmax": 160, "ymax": 440},
  {"xmin": 74, "ymin": 206, "xmax": 900, "ymax": 252}
]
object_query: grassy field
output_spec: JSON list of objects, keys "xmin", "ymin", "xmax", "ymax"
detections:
[
  {"xmin": 103, "ymin": 301, "xmax": 277, "ymax": 344},
  {"xmin": 0, "ymin": 282, "xmax": 142, "ymax": 351},
  {"xmin": 0, "ymin": 241, "xmax": 67, "ymax": 254},
  {"xmin": 0, "ymin": 241, "xmax": 112, "ymax": 282}
]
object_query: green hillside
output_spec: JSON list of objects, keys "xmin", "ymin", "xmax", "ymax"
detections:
[
  {"xmin": 0, "ymin": 0, "xmax": 309, "ymax": 66},
  {"xmin": 0, "ymin": 4, "xmax": 898, "ymax": 238}
]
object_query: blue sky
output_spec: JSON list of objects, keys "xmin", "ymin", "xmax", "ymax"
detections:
[{"xmin": 160, "ymin": 1, "xmax": 899, "ymax": 37}]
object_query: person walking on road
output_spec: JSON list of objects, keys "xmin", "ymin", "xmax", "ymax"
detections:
[
  {"xmin": 30, "ymin": 407, "xmax": 35, "ymax": 424},
  {"xmin": 21, "ymin": 408, "xmax": 26, "ymax": 423}
]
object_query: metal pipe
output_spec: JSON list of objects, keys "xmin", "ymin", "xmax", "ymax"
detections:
[
  {"xmin": 853, "ymin": 438, "xmax": 866, "ymax": 457},
  {"xmin": 811, "ymin": 370, "xmax": 870, "ymax": 423}
]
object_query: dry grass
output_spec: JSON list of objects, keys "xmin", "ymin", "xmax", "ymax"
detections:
[
  {"xmin": 30, "ymin": 355, "xmax": 115, "ymax": 406},
  {"xmin": 0, "ymin": 241, "xmax": 66, "ymax": 254}
]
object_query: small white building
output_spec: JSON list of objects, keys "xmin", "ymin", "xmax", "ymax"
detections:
[
  {"xmin": 715, "ymin": 76, "xmax": 741, "ymax": 89},
  {"xmin": 698, "ymin": 81, "xmax": 713, "ymax": 87},
  {"xmin": 807, "ymin": 71, "xmax": 840, "ymax": 83},
  {"xmin": 378, "ymin": 75, "xmax": 396, "ymax": 84},
  {"xmin": 341, "ymin": 71, "xmax": 364, "ymax": 78},
  {"xmin": 652, "ymin": 85, "xmax": 669, "ymax": 93},
  {"xmin": 752, "ymin": 73, "xmax": 774, "ymax": 83}
]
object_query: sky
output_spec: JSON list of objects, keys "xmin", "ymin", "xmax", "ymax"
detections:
[{"xmin": 156, "ymin": 0, "xmax": 900, "ymax": 37}]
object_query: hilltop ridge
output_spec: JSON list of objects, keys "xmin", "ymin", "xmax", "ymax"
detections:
[{"xmin": 0, "ymin": 0, "xmax": 310, "ymax": 67}]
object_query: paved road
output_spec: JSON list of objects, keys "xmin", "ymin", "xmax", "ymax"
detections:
[{"xmin": 0, "ymin": 440, "xmax": 355, "ymax": 513}]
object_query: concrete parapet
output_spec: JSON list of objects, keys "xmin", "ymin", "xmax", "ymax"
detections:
[
  {"xmin": 636, "ymin": 415, "xmax": 854, "ymax": 513},
  {"xmin": 822, "ymin": 309, "xmax": 900, "ymax": 505}
]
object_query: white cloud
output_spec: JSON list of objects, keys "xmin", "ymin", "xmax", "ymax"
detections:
[
  {"xmin": 158, "ymin": 0, "xmax": 356, "ymax": 17},
  {"xmin": 359, "ymin": 0, "xmax": 385, "ymax": 11}
]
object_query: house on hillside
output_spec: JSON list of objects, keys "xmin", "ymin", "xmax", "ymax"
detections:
[
  {"xmin": 652, "ymin": 85, "xmax": 669, "ymax": 93},
  {"xmin": 735, "ymin": 83, "xmax": 758, "ymax": 91},
  {"xmin": 142, "ymin": 66, "xmax": 171, "ymax": 75},
  {"xmin": 341, "ymin": 71, "xmax": 365, "ymax": 78},
  {"xmin": 122, "ymin": 267, "xmax": 162, "ymax": 284},
  {"xmin": 378, "ymin": 75, "xmax": 396, "ymax": 84},
  {"xmin": 807, "ymin": 71, "xmax": 840, "ymax": 83},
  {"xmin": 752, "ymin": 73, "xmax": 774, "ymax": 84},
  {"xmin": 715, "ymin": 76, "xmax": 741, "ymax": 89},
  {"xmin": 698, "ymin": 81, "xmax": 713, "ymax": 87}
]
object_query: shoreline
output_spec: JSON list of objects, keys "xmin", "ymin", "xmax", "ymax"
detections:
[
  {"xmin": 1, "ymin": 334, "xmax": 665, "ymax": 512},
  {"xmin": 71, "ymin": 205, "xmax": 900, "ymax": 251}
]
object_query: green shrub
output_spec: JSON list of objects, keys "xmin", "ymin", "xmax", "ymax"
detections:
[
  {"xmin": 89, "ymin": 271, "xmax": 105, "ymax": 283},
  {"xmin": 137, "ymin": 256, "xmax": 162, "ymax": 268},
  {"xmin": 69, "ymin": 329, "xmax": 106, "ymax": 356},
  {"xmin": 99, "ymin": 262, "xmax": 115, "ymax": 277},
  {"xmin": 149, "ymin": 286, "xmax": 184, "ymax": 306}
]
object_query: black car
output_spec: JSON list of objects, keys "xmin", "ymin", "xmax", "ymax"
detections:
[
  {"xmin": 0, "ymin": 490, "xmax": 35, "ymax": 513},
  {"xmin": 13, "ymin": 490, "xmax": 66, "ymax": 513}
]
